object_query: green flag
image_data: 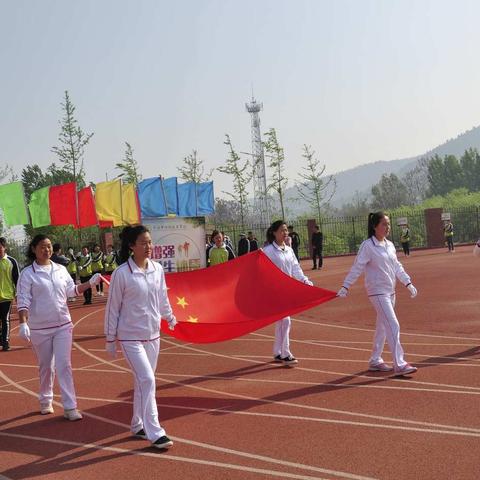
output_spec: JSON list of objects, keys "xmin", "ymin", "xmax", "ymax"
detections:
[
  {"xmin": 29, "ymin": 187, "xmax": 51, "ymax": 228},
  {"xmin": 0, "ymin": 182, "xmax": 29, "ymax": 226}
]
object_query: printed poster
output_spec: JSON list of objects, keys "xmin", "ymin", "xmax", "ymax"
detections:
[{"xmin": 144, "ymin": 217, "xmax": 207, "ymax": 272}]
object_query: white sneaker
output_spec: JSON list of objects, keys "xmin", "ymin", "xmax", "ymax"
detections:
[
  {"xmin": 368, "ymin": 362, "xmax": 394, "ymax": 372},
  {"xmin": 68, "ymin": 297, "xmax": 76, "ymax": 303},
  {"xmin": 40, "ymin": 403, "xmax": 54, "ymax": 415},
  {"xmin": 64, "ymin": 408, "xmax": 83, "ymax": 421},
  {"xmin": 99, "ymin": 292, "xmax": 104, "ymax": 297}
]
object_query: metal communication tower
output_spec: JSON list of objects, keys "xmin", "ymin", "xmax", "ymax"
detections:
[{"xmin": 245, "ymin": 97, "xmax": 269, "ymax": 225}]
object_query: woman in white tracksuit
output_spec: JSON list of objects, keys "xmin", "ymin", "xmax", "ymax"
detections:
[
  {"xmin": 263, "ymin": 220, "xmax": 313, "ymax": 366},
  {"xmin": 16, "ymin": 234, "xmax": 102, "ymax": 419},
  {"xmin": 105, "ymin": 225, "xmax": 176, "ymax": 450},
  {"xmin": 337, "ymin": 212, "xmax": 418, "ymax": 376}
]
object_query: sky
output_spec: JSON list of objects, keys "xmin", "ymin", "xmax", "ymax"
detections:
[{"xmin": 2, "ymin": 0, "xmax": 480, "ymax": 199}]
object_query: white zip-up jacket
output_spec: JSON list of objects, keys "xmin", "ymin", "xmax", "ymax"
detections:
[
  {"xmin": 342, "ymin": 236, "xmax": 411, "ymax": 296},
  {"xmin": 262, "ymin": 242, "xmax": 310, "ymax": 283},
  {"xmin": 104, "ymin": 258, "xmax": 173, "ymax": 342},
  {"xmin": 16, "ymin": 261, "xmax": 79, "ymax": 329}
]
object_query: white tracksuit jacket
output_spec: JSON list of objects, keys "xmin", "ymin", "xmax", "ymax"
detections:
[
  {"xmin": 105, "ymin": 258, "xmax": 173, "ymax": 342},
  {"xmin": 262, "ymin": 242, "xmax": 310, "ymax": 283},
  {"xmin": 342, "ymin": 236, "xmax": 411, "ymax": 296},
  {"xmin": 16, "ymin": 262, "xmax": 79, "ymax": 329}
]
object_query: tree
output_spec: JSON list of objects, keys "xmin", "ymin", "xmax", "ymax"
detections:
[
  {"xmin": 208, "ymin": 197, "xmax": 242, "ymax": 225},
  {"xmin": 402, "ymin": 158, "xmax": 430, "ymax": 205},
  {"xmin": 177, "ymin": 149, "xmax": 212, "ymax": 183},
  {"xmin": 459, "ymin": 148, "xmax": 480, "ymax": 192},
  {"xmin": 371, "ymin": 173, "xmax": 409, "ymax": 210},
  {"xmin": 217, "ymin": 134, "xmax": 251, "ymax": 227},
  {"xmin": 115, "ymin": 142, "xmax": 142, "ymax": 186},
  {"xmin": 51, "ymin": 90, "xmax": 93, "ymax": 188},
  {"xmin": 427, "ymin": 154, "xmax": 463, "ymax": 196},
  {"xmin": 263, "ymin": 128, "xmax": 287, "ymax": 219},
  {"xmin": 339, "ymin": 191, "xmax": 370, "ymax": 216},
  {"xmin": 295, "ymin": 144, "xmax": 336, "ymax": 220}
]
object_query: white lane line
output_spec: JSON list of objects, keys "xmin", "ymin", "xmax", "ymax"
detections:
[
  {"xmin": 0, "ymin": 432, "xmax": 331, "ymax": 480},
  {"xmin": 234, "ymin": 338, "xmax": 480, "ymax": 347},
  {"xmin": 73, "ymin": 334, "xmax": 480, "ymax": 438},
  {"xmin": 156, "ymin": 338, "xmax": 480, "ymax": 433},
  {"xmin": 71, "ymin": 307, "xmax": 376, "ymax": 480},
  {"xmin": 3, "ymin": 388, "xmax": 480, "ymax": 439},
  {"xmin": 250, "ymin": 332, "xmax": 480, "ymax": 364},
  {"xmin": 0, "ymin": 369, "xmax": 374, "ymax": 480},
  {"xmin": 293, "ymin": 318, "xmax": 480, "ymax": 341}
]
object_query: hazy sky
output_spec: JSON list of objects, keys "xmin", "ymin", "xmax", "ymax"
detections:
[{"xmin": 2, "ymin": 0, "xmax": 480, "ymax": 198}]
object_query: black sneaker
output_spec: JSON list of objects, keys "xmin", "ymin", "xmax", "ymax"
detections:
[
  {"xmin": 2, "ymin": 343, "xmax": 9, "ymax": 351},
  {"xmin": 133, "ymin": 428, "xmax": 147, "ymax": 439},
  {"xmin": 152, "ymin": 435, "xmax": 173, "ymax": 449},
  {"xmin": 282, "ymin": 355, "xmax": 298, "ymax": 366},
  {"xmin": 273, "ymin": 355, "xmax": 282, "ymax": 362}
]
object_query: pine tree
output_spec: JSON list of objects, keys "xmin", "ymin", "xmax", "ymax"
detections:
[{"xmin": 51, "ymin": 91, "xmax": 93, "ymax": 188}]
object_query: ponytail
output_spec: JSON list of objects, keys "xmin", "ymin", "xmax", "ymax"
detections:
[
  {"xmin": 367, "ymin": 211, "xmax": 386, "ymax": 238},
  {"xmin": 118, "ymin": 225, "xmax": 149, "ymax": 264},
  {"xmin": 266, "ymin": 220, "xmax": 286, "ymax": 244}
]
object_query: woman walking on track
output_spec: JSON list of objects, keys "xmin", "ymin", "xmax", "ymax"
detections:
[
  {"xmin": 263, "ymin": 220, "xmax": 313, "ymax": 366},
  {"xmin": 16, "ymin": 234, "xmax": 102, "ymax": 419},
  {"xmin": 104, "ymin": 225, "xmax": 177, "ymax": 449},
  {"xmin": 337, "ymin": 212, "xmax": 418, "ymax": 376}
]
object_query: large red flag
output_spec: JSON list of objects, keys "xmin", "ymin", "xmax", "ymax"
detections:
[
  {"xmin": 157, "ymin": 250, "xmax": 336, "ymax": 343},
  {"xmin": 49, "ymin": 183, "xmax": 77, "ymax": 226},
  {"xmin": 77, "ymin": 187, "xmax": 98, "ymax": 228}
]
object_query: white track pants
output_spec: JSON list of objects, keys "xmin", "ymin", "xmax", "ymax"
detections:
[
  {"xmin": 30, "ymin": 323, "xmax": 77, "ymax": 410},
  {"xmin": 273, "ymin": 317, "xmax": 292, "ymax": 358},
  {"xmin": 368, "ymin": 294, "xmax": 407, "ymax": 369},
  {"xmin": 120, "ymin": 339, "xmax": 165, "ymax": 442}
]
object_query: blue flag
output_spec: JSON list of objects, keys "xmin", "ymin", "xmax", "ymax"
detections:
[
  {"xmin": 177, "ymin": 182, "xmax": 198, "ymax": 216},
  {"xmin": 137, "ymin": 177, "xmax": 167, "ymax": 217},
  {"xmin": 197, "ymin": 181, "xmax": 215, "ymax": 215}
]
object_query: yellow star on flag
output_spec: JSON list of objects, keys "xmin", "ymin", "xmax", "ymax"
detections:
[
  {"xmin": 176, "ymin": 296, "xmax": 189, "ymax": 309},
  {"xmin": 187, "ymin": 316, "xmax": 198, "ymax": 323}
]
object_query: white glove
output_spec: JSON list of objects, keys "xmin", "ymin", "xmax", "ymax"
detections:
[
  {"xmin": 337, "ymin": 286, "xmax": 348, "ymax": 298},
  {"xmin": 474, "ymin": 243, "xmax": 480, "ymax": 257},
  {"xmin": 19, "ymin": 323, "xmax": 31, "ymax": 342},
  {"xmin": 303, "ymin": 279, "xmax": 314, "ymax": 286},
  {"xmin": 407, "ymin": 284, "xmax": 417, "ymax": 298},
  {"xmin": 89, "ymin": 273, "xmax": 102, "ymax": 287},
  {"xmin": 167, "ymin": 315, "xmax": 177, "ymax": 331},
  {"xmin": 105, "ymin": 340, "xmax": 117, "ymax": 358}
]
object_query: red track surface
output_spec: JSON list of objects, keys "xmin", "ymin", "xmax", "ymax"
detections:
[{"xmin": 1, "ymin": 246, "xmax": 480, "ymax": 479}]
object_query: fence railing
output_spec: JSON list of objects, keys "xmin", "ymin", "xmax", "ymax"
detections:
[{"xmin": 4, "ymin": 206, "xmax": 480, "ymax": 264}]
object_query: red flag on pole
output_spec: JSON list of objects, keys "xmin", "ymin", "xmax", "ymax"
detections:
[
  {"xmin": 158, "ymin": 250, "xmax": 336, "ymax": 343},
  {"xmin": 49, "ymin": 183, "xmax": 77, "ymax": 227},
  {"xmin": 77, "ymin": 187, "xmax": 98, "ymax": 228}
]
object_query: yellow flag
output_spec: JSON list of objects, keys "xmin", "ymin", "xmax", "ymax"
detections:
[
  {"xmin": 95, "ymin": 180, "xmax": 123, "ymax": 226},
  {"xmin": 122, "ymin": 183, "xmax": 140, "ymax": 225}
]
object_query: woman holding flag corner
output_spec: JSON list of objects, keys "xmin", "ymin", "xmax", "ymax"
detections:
[
  {"xmin": 337, "ymin": 212, "xmax": 418, "ymax": 376},
  {"xmin": 16, "ymin": 234, "xmax": 102, "ymax": 419},
  {"xmin": 263, "ymin": 220, "xmax": 313, "ymax": 366},
  {"xmin": 104, "ymin": 225, "xmax": 176, "ymax": 450}
]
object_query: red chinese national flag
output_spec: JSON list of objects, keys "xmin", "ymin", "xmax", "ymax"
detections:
[
  {"xmin": 77, "ymin": 187, "xmax": 98, "ymax": 228},
  {"xmin": 49, "ymin": 183, "xmax": 77, "ymax": 227},
  {"xmin": 160, "ymin": 250, "xmax": 337, "ymax": 343}
]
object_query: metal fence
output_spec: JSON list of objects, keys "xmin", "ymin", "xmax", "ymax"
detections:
[
  {"xmin": 4, "ymin": 206, "xmax": 480, "ymax": 264},
  {"xmin": 210, "ymin": 206, "xmax": 480, "ymax": 258}
]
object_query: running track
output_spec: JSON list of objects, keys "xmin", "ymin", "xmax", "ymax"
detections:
[{"xmin": 1, "ymin": 246, "xmax": 479, "ymax": 479}]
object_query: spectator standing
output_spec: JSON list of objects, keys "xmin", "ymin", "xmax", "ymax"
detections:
[
  {"xmin": 0, "ymin": 238, "xmax": 19, "ymax": 351},
  {"xmin": 311, "ymin": 225, "xmax": 323, "ymax": 270},
  {"xmin": 444, "ymin": 220, "xmax": 454, "ymax": 252},
  {"xmin": 237, "ymin": 233, "xmax": 250, "ymax": 256},
  {"xmin": 247, "ymin": 232, "xmax": 259, "ymax": 252},
  {"xmin": 207, "ymin": 231, "xmax": 235, "ymax": 266},
  {"xmin": 287, "ymin": 226, "xmax": 301, "ymax": 261}
]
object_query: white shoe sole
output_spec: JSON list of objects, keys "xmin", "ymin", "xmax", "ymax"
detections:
[
  {"xmin": 394, "ymin": 367, "xmax": 417, "ymax": 376},
  {"xmin": 368, "ymin": 364, "xmax": 393, "ymax": 372}
]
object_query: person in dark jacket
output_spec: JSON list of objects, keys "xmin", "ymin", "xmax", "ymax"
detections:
[
  {"xmin": 51, "ymin": 243, "xmax": 70, "ymax": 267},
  {"xmin": 247, "ymin": 232, "xmax": 258, "ymax": 252},
  {"xmin": 237, "ymin": 233, "xmax": 250, "ymax": 256},
  {"xmin": 311, "ymin": 225, "xmax": 323, "ymax": 270},
  {"xmin": 287, "ymin": 226, "xmax": 301, "ymax": 261},
  {"xmin": 0, "ymin": 237, "xmax": 20, "ymax": 351}
]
